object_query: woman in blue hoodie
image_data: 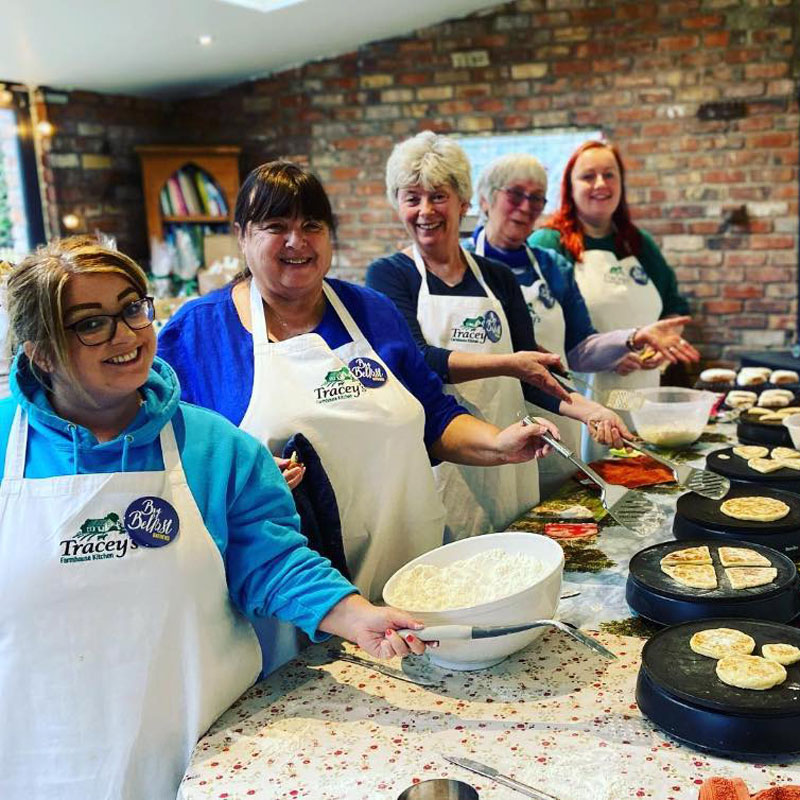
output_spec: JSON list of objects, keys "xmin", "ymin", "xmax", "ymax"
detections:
[{"xmin": 0, "ymin": 237, "xmax": 426, "ymax": 800}]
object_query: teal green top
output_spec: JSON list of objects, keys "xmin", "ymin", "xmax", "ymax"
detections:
[{"xmin": 528, "ymin": 227, "xmax": 689, "ymax": 317}]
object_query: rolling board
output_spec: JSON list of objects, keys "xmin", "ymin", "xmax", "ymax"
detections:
[
  {"xmin": 706, "ymin": 447, "xmax": 800, "ymax": 495},
  {"xmin": 626, "ymin": 540, "xmax": 800, "ymax": 626},
  {"xmin": 673, "ymin": 485, "xmax": 800, "ymax": 555},
  {"xmin": 637, "ymin": 618, "xmax": 800, "ymax": 758},
  {"xmin": 737, "ymin": 410, "xmax": 793, "ymax": 448}
]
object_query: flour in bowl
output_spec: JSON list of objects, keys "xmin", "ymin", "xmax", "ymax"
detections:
[{"xmin": 388, "ymin": 548, "xmax": 546, "ymax": 611}]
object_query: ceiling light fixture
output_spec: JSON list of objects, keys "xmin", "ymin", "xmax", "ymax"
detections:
[
  {"xmin": 62, "ymin": 213, "xmax": 81, "ymax": 231},
  {"xmin": 198, "ymin": 34, "xmax": 213, "ymax": 46}
]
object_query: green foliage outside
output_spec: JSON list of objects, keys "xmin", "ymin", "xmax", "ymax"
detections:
[{"xmin": 0, "ymin": 153, "xmax": 12, "ymax": 248}]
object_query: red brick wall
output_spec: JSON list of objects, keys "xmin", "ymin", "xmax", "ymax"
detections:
[{"xmin": 42, "ymin": 0, "xmax": 800, "ymax": 364}]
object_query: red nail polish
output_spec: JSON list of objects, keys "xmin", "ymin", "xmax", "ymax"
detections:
[
  {"xmin": 385, "ymin": 629, "xmax": 393, "ymax": 637},
  {"xmin": 405, "ymin": 634, "xmax": 415, "ymax": 643}
]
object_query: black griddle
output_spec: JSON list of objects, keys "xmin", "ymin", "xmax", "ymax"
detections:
[
  {"xmin": 673, "ymin": 485, "xmax": 800, "ymax": 555},
  {"xmin": 626, "ymin": 539, "xmax": 800, "ymax": 626},
  {"xmin": 637, "ymin": 618, "xmax": 800, "ymax": 758},
  {"xmin": 706, "ymin": 447, "xmax": 800, "ymax": 495},
  {"xmin": 737, "ymin": 410, "xmax": 793, "ymax": 448}
]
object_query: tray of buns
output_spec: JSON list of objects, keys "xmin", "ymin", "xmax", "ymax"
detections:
[
  {"xmin": 696, "ymin": 366, "xmax": 800, "ymax": 398},
  {"xmin": 637, "ymin": 618, "xmax": 800, "ymax": 758},
  {"xmin": 626, "ymin": 539, "xmax": 799, "ymax": 626}
]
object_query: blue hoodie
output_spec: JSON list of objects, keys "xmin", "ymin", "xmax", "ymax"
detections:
[{"xmin": 0, "ymin": 355, "xmax": 356, "ymax": 640}]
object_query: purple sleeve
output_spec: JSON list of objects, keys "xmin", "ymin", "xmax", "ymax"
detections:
[{"xmin": 567, "ymin": 329, "xmax": 632, "ymax": 372}]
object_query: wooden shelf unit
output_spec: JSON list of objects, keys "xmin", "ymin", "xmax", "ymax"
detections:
[{"xmin": 136, "ymin": 145, "xmax": 241, "ymax": 258}]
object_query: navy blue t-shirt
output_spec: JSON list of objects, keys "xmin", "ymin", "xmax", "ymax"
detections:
[{"xmin": 157, "ymin": 278, "xmax": 466, "ymax": 451}]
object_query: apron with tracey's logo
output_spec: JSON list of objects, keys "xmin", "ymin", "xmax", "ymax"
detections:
[
  {"xmin": 413, "ymin": 245, "xmax": 539, "ymax": 540},
  {"xmin": 240, "ymin": 278, "xmax": 446, "ymax": 672},
  {"xmin": 574, "ymin": 248, "xmax": 663, "ymax": 461},
  {"xmin": 0, "ymin": 408, "xmax": 261, "ymax": 800},
  {"xmin": 475, "ymin": 231, "xmax": 580, "ymax": 495}
]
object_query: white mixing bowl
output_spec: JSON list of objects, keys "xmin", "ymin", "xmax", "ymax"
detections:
[
  {"xmin": 383, "ymin": 532, "xmax": 564, "ymax": 671},
  {"xmin": 783, "ymin": 413, "xmax": 800, "ymax": 449}
]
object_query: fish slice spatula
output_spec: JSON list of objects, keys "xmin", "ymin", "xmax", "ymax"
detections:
[
  {"xmin": 620, "ymin": 437, "xmax": 730, "ymax": 500},
  {"xmin": 523, "ymin": 419, "xmax": 663, "ymax": 535}
]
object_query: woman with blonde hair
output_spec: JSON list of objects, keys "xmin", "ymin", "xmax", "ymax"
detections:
[
  {"xmin": 0, "ymin": 235, "xmax": 428, "ymax": 799},
  {"xmin": 367, "ymin": 131, "xmax": 632, "ymax": 538}
]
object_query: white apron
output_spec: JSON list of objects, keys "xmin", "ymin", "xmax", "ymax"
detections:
[
  {"xmin": 413, "ymin": 245, "xmax": 539, "ymax": 540},
  {"xmin": 476, "ymin": 231, "xmax": 580, "ymax": 496},
  {"xmin": 0, "ymin": 409, "xmax": 260, "ymax": 800},
  {"xmin": 240, "ymin": 278, "xmax": 446, "ymax": 670},
  {"xmin": 574, "ymin": 248, "xmax": 663, "ymax": 461}
]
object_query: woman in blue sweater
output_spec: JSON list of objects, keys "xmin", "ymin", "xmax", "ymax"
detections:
[{"xmin": 0, "ymin": 237, "xmax": 425, "ymax": 800}]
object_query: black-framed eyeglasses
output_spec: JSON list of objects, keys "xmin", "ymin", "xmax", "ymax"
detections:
[
  {"xmin": 65, "ymin": 296, "xmax": 156, "ymax": 346},
  {"xmin": 500, "ymin": 186, "xmax": 547, "ymax": 208}
]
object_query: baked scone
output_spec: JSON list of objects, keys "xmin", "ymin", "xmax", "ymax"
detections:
[
  {"xmin": 662, "ymin": 564, "xmax": 717, "ymax": 589},
  {"xmin": 771, "ymin": 447, "xmax": 800, "ymax": 460},
  {"xmin": 690, "ymin": 627, "xmax": 755, "ymax": 659},
  {"xmin": 770, "ymin": 370, "xmax": 799, "ymax": 385},
  {"xmin": 759, "ymin": 413, "xmax": 788, "ymax": 422},
  {"xmin": 737, "ymin": 367, "xmax": 770, "ymax": 387},
  {"xmin": 758, "ymin": 389, "xmax": 794, "ymax": 408},
  {"xmin": 725, "ymin": 567, "xmax": 777, "ymax": 589},
  {"xmin": 725, "ymin": 390, "xmax": 757, "ymax": 409},
  {"xmin": 718, "ymin": 546, "xmax": 771, "ymax": 567},
  {"xmin": 732, "ymin": 445, "xmax": 769, "ymax": 460},
  {"xmin": 716, "ymin": 655, "xmax": 786, "ymax": 690},
  {"xmin": 700, "ymin": 368, "xmax": 736, "ymax": 385},
  {"xmin": 660, "ymin": 546, "xmax": 713, "ymax": 566},
  {"xmin": 720, "ymin": 496, "xmax": 790, "ymax": 522},
  {"xmin": 747, "ymin": 457, "xmax": 786, "ymax": 474},
  {"xmin": 761, "ymin": 643, "xmax": 800, "ymax": 665}
]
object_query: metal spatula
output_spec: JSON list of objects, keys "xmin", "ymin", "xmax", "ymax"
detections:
[
  {"xmin": 620, "ymin": 437, "xmax": 730, "ymax": 500},
  {"xmin": 525, "ymin": 421, "xmax": 663, "ymax": 535},
  {"xmin": 398, "ymin": 619, "xmax": 617, "ymax": 661},
  {"xmin": 552, "ymin": 369, "xmax": 644, "ymax": 411}
]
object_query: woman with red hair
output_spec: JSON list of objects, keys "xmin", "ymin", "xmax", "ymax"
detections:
[{"xmin": 529, "ymin": 140, "xmax": 695, "ymax": 457}]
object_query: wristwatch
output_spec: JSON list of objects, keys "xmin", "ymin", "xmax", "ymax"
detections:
[{"xmin": 625, "ymin": 328, "xmax": 641, "ymax": 352}]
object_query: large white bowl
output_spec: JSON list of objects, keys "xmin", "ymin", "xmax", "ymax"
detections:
[
  {"xmin": 383, "ymin": 532, "xmax": 564, "ymax": 671},
  {"xmin": 629, "ymin": 386, "xmax": 716, "ymax": 448},
  {"xmin": 783, "ymin": 413, "xmax": 800, "ymax": 449}
]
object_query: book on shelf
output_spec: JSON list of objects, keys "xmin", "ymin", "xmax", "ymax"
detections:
[{"xmin": 162, "ymin": 166, "xmax": 228, "ymax": 219}]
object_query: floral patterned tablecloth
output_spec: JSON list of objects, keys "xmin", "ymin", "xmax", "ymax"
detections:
[{"xmin": 180, "ymin": 423, "xmax": 800, "ymax": 800}]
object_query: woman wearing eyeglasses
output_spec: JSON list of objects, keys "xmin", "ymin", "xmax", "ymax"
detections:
[
  {"xmin": 0, "ymin": 236, "xmax": 429, "ymax": 800},
  {"xmin": 366, "ymin": 132, "xmax": 634, "ymax": 539},
  {"xmin": 463, "ymin": 153, "xmax": 699, "ymax": 486}
]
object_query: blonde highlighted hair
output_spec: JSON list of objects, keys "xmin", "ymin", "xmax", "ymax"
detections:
[{"xmin": 7, "ymin": 235, "xmax": 148, "ymax": 389}]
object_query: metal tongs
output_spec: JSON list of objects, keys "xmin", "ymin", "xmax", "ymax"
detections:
[{"xmin": 522, "ymin": 416, "xmax": 663, "ymax": 535}]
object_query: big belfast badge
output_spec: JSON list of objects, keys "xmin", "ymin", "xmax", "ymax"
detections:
[
  {"xmin": 60, "ymin": 512, "xmax": 137, "ymax": 564},
  {"xmin": 450, "ymin": 310, "xmax": 503, "ymax": 344},
  {"xmin": 347, "ymin": 357, "xmax": 387, "ymax": 388}
]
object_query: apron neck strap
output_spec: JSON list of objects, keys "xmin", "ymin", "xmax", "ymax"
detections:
[
  {"xmin": 320, "ymin": 280, "xmax": 365, "ymax": 343},
  {"xmin": 3, "ymin": 405, "xmax": 27, "ymax": 483},
  {"xmin": 411, "ymin": 244, "xmax": 496, "ymax": 299},
  {"xmin": 248, "ymin": 278, "xmax": 269, "ymax": 345},
  {"xmin": 158, "ymin": 421, "xmax": 183, "ymax": 484},
  {"xmin": 524, "ymin": 244, "xmax": 545, "ymax": 283}
]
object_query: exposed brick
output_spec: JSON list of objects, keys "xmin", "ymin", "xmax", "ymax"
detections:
[
  {"xmin": 510, "ymin": 63, "xmax": 549, "ymax": 80},
  {"xmin": 416, "ymin": 86, "xmax": 453, "ymax": 101},
  {"xmin": 81, "ymin": 154, "xmax": 112, "ymax": 169}
]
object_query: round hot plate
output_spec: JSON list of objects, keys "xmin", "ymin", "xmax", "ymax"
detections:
[
  {"xmin": 706, "ymin": 447, "xmax": 800, "ymax": 495},
  {"xmin": 673, "ymin": 485, "xmax": 800, "ymax": 555},
  {"xmin": 737, "ymin": 411, "xmax": 792, "ymax": 448},
  {"xmin": 626, "ymin": 539, "xmax": 800, "ymax": 626},
  {"xmin": 637, "ymin": 618, "xmax": 800, "ymax": 758}
]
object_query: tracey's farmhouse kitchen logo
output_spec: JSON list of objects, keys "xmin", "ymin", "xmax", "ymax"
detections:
[
  {"xmin": 60, "ymin": 512, "xmax": 136, "ymax": 564},
  {"xmin": 315, "ymin": 365, "xmax": 365, "ymax": 404},
  {"xmin": 451, "ymin": 310, "xmax": 502, "ymax": 344}
]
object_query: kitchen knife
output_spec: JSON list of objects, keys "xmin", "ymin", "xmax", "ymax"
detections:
[{"xmin": 443, "ymin": 754, "xmax": 561, "ymax": 800}]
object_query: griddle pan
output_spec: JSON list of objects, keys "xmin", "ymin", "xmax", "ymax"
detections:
[{"xmin": 706, "ymin": 447, "xmax": 800, "ymax": 495}]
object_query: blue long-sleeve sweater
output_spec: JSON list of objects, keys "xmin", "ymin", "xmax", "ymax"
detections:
[{"xmin": 0, "ymin": 355, "xmax": 356, "ymax": 639}]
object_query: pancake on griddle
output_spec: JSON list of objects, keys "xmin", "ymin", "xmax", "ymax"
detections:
[
  {"xmin": 747, "ymin": 457, "xmax": 785, "ymax": 474},
  {"xmin": 718, "ymin": 546, "xmax": 772, "ymax": 567},
  {"xmin": 771, "ymin": 447, "xmax": 800, "ymax": 460},
  {"xmin": 761, "ymin": 643, "xmax": 800, "ymax": 665},
  {"xmin": 690, "ymin": 627, "xmax": 756, "ymax": 659},
  {"xmin": 725, "ymin": 567, "xmax": 778, "ymax": 589},
  {"xmin": 745, "ymin": 407, "xmax": 773, "ymax": 418},
  {"xmin": 662, "ymin": 564, "xmax": 717, "ymax": 589},
  {"xmin": 776, "ymin": 459, "xmax": 800, "ymax": 471},
  {"xmin": 733, "ymin": 445, "xmax": 769, "ymax": 460},
  {"xmin": 716, "ymin": 654, "xmax": 787, "ymax": 690},
  {"xmin": 720, "ymin": 496, "xmax": 791, "ymax": 522},
  {"xmin": 660, "ymin": 546, "xmax": 712, "ymax": 566}
]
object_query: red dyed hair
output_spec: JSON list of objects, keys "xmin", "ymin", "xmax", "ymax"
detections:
[{"xmin": 546, "ymin": 140, "xmax": 642, "ymax": 262}]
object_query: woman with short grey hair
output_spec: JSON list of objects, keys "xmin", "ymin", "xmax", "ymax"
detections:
[
  {"xmin": 464, "ymin": 152, "xmax": 698, "ymax": 480},
  {"xmin": 367, "ymin": 132, "xmax": 632, "ymax": 538}
]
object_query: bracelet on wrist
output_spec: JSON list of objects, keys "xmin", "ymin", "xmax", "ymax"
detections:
[{"xmin": 625, "ymin": 328, "xmax": 641, "ymax": 352}]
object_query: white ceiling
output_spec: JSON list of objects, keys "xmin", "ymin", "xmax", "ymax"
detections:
[{"xmin": 0, "ymin": 0, "xmax": 498, "ymax": 99}]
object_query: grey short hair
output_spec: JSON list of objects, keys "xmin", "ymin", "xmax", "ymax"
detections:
[
  {"xmin": 385, "ymin": 130, "xmax": 473, "ymax": 208},
  {"xmin": 476, "ymin": 153, "xmax": 548, "ymax": 222}
]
